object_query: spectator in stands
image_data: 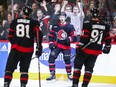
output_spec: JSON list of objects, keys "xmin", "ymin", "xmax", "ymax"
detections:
[
  {"xmin": 57, "ymin": 0, "xmax": 64, "ymax": 4},
  {"xmin": 75, "ymin": 0, "xmax": 84, "ymax": 11},
  {"xmin": 7, "ymin": 0, "xmax": 35, "ymax": 7},
  {"xmin": 13, "ymin": 4, "xmax": 22, "ymax": 19},
  {"xmin": 72, "ymin": 5, "xmax": 84, "ymax": 41},
  {"xmin": 0, "ymin": 0, "xmax": 7, "ymax": 9},
  {"xmin": 64, "ymin": 4, "xmax": 73, "ymax": 23},
  {"xmin": 40, "ymin": 0, "xmax": 48, "ymax": 14},
  {"xmin": 113, "ymin": 16, "xmax": 116, "ymax": 27},
  {"xmin": 0, "ymin": 12, "xmax": 13, "ymax": 40},
  {"xmin": 110, "ymin": 16, "xmax": 116, "ymax": 42},
  {"xmin": 46, "ymin": 0, "xmax": 57, "ymax": 16},
  {"xmin": 7, "ymin": 0, "xmax": 22, "ymax": 6},
  {"xmin": 89, "ymin": 1, "xmax": 95, "ymax": 10},
  {"xmin": 61, "ymin": 0, "xmax": 69, "ymax": 6},
  {"xmin": 61, "ymin": 1, "xmax": 72, "ymax": 23},
  {"xmin": 7, "ymin": 4, "xmax": 22, "ymax": 19},
  {"xmin": 84, "ymin": 1, "xmax": 95, "ymax": 22},
  {"xmin": 7, "ymin": 5, "xmax": 12, "ymax": 13},
  {"xmin": 31, "ymin": 3, "xmax": 38, "ymax": 20},
  {"xmin": 64, "ymin": 4, "xmax": 72, "ymax": 13},
  {"xmin": 61, "ymin": 2, "xmax": 84, "ymax": 41},
  {"xmin": 75, "ymin": 0, "xmax": 85, "ymax": 40},
  {"xmin": 36, "ymin": 9, "xmax": 50, "ymax": 42},
  {"xmin": 24, "ymin": 0, "xmax": 36, "ymax": 6},
  {"xmin": 39, "ymin": 0, "xmax": 65, "ymax": 16},
  {"xmin": 5, "ymin": 12, "xmax": 13, "ymax": 30},
  {"xmin": 0, "ymin": 5, "xmax": 7, "ymax": 22},
  {"xmin": 0, "ymin": 20, "xmax": 8, "ymax": 40},
  {"xmin": 49, "ymin": 3, "xmax": 61, "ymax": 30}
]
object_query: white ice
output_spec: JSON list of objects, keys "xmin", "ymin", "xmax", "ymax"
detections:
[{"xmin": 0, "ymin": 78, "xmax": 116, "ymax": 87}]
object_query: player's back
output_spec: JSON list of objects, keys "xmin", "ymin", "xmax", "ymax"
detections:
[
  {"xmin": 80, "ymin": 20, "xmax": 111, "ymax": 55},
  {"xmin": 9, "ymin": 17, "xmax": 40, "ymax": 52}
]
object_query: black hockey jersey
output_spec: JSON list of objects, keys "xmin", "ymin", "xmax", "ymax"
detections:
[
  {"xmin": 8, "ymin": 17, "xmax": 43, "ymax": 53},
  {"xmin": 49, "ymin": 22, "xmax": 77, "ymax": 50},
  {"xmin": 80, "ymin": 20, "xmax": 111, "ymax": 55}
]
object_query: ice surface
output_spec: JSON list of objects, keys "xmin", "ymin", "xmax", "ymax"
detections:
[{"xmin": 0, "ymin": 78, "xmax": 116, "ymax": 87}]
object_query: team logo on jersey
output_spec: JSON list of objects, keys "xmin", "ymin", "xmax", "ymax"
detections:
[
  {"xmin": 51, "ymin": 51, "xmax": 55, "ymax": 55},
  {"xmin": 57, "ymin": 30, "xmax": 67, "ymax": 40}
]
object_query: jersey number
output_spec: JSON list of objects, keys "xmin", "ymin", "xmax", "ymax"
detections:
[
  {"xmin": 90, "ymin": 30, "xmax": 103, "ymax": 44},
  {"xmin": 16, "ymin": 24, "xmax": 30, "ymax": 38}
]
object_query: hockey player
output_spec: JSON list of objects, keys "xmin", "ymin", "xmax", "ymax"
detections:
[
  {"xmin": 46, "ymin": 12, "xmax": 77, "ymax": 81},
  {"xmin": 72, "ymin": 8, "xmax": 112, "ymax": 87},
  {"xmin": 4, "ymin": 6, "xmax": 43, "ymax": 87}
]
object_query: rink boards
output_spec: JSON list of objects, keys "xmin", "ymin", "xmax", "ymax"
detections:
[{"xmin": 0, "ymin": 42, "xmax": 116, "ymax": 84}]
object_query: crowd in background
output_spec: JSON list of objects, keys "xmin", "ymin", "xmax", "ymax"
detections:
[{"xmin": 0, "ymin": 0, "xmax": 116, "ymax": 41}]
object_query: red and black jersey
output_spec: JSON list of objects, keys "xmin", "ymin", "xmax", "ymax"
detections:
[
  {"xmin": 80, "ymin": 20, "xmax": 112, "ymax": 55},
  {"xmin": 8, "ymin": 17, "xmax": 43, "ymax": 53},
  {"xmin": 49, "ymin": 22, "xmax": 77, "ymax": 50},
  {"xmin": 39, "ymin": 15, "xmax": 50, "ymax": 36}
]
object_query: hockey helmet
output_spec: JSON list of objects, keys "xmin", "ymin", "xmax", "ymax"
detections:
[
  {"xmin": 90, "ymin": 8, "xmax": 99, "ymax": 18},
  {"xmin": 59, "ymin": 12, "xmax": 67, "ymax": 17},
  {"xmin": 22, "ymin": 6, "xmax": 32, "ymax": 16}
]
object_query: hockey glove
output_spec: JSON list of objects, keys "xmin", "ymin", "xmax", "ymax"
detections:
[
  {"xmin": 102, "ymin": 45, "xmax": 111, "ymax": 54},
  {"xmin": 35, "ymin": 46, "xmax": 42, "ymax": 58},
  {"xmin": 76, "ymin": 42, "xmax": 84, "ymax": 55},
  {"xmin": 49, "ymin": 43, "xmax": 56, "ymax": 50},
  {"xmin": 65, "ymin": 38, "xmax": 70, "ymax": 43}
]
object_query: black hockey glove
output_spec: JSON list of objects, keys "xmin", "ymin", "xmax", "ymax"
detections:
[
  {"xmin": 76, "ymin": 42, "xmax": 84, "ymax": 54},
  {"xmin": 35, "ymin": 46, "xmax": 42, "ymax": 58},
  {"xmin": 102, "ymin": 45, "xmax": 111, "ymax": 54},
  {"xmin": 65, "ymin": 38, "xmax": 70, "ymax": 43},
  {"xmin": 49, "ymin": 43, "xmax": 56, "ymax": 50}
]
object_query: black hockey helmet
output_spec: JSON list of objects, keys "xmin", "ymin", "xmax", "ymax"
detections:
[
  {"xmin": 22, "ymin": 6, "xmax": 32, "ymax": 16},
  {"xmin": 59, "ymin": 12, "xmax": 67, "ymax": 17},
  {"xmin": 90, "ymin": 8, "xmax": 99, "ymax": 18}
]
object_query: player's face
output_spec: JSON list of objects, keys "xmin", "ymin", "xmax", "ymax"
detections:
[{"xmin": 59, "ymin": 15, "xmax": 66, "ymax": 23}]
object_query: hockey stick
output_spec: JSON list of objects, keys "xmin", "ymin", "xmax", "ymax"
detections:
[
  {"xmin": 81, "ymin": 31, "xmax": 104, "ymax": 50},
  {"xmin": 36, "ymin": 28, "xmax": 41, "ymax": 87},
  {"xmin": 32, "ymin": 31, "xmax": 58, "ymax": 61},
  {"xmin": 70, "ymin": 30, "xmax": 103, "ymax": 59},
  {"xmin": 31, "ymin": 50, "xmax": 47, "ymax": 60}
]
